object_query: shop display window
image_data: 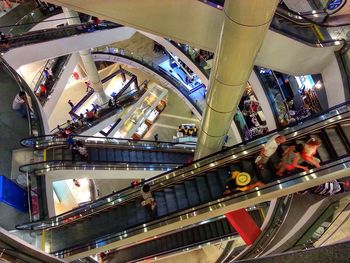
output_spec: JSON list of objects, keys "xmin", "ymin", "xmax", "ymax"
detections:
[
  {"xmin": 114, "ymin": 84, "xmax": 168, "ymax": 140},
  {"xmin": 234, "ymin": 84, "xmax": 268, "ymax": 141},
  {"xmin": 255, "ymin": 66, "xmax": 327, "ymax": 128}
]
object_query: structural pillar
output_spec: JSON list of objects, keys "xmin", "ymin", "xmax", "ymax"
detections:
[
  {"xmin": 195, "ymin": 0, "xmax": 279, "ymax": 159},
  {"xmin": 62, "ymin": 7, "xmax": 108, "ymax": 103}
]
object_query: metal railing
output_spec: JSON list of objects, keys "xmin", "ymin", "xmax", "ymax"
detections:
[
  {"xmin": 93, "ymin": 47, "xmax": 204, "ymax": 114},
  {"xmin": 16, "ymin": 102, "xmax": 350, "ymax": 231}
]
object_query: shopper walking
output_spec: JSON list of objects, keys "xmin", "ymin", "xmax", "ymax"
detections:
[
  {"xmin": 276, "ymin": 144, "xmax": 309, "ymax": 176},
  {"xmin": 141, "ymin": 184, "xmax": 157, "ymax": 218},
  {"xmin": 43, "ymin": 67, "xmax": 52, "ymax": 81},
  {"xmin": 301, "ymin": 138, "xmax": 321, "ymax": 168},
  {"xmin": 154, "ymin": 133, "xmax": 159, "ymax": 142},
  {"xmin": 68, "ymin": 100, "xmax": 74, "ymax": 108},
  {"xmin": 12, "ymin": 91, "xmax": 28, "ymax": 118},
  {"xmin": 255, "ymin": 134, "xmax": 286, "ymax": 169},
  {"xmin": 85, "ymin": 81, "xmax": 92, "ymax": 92}
]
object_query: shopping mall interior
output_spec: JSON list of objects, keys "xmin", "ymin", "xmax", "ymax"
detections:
[{"xmin": 0, "ymin": 0, "xmax": 350, "ymax": 262}]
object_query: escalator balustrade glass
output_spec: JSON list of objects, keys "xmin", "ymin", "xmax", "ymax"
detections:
[
  {"xmin": 17, "ymin": 103, "xmax": 350, "ymax": 258},
  {"xmin": 19, "ymin": 135, "xmax": 196, "ymax": 173}
]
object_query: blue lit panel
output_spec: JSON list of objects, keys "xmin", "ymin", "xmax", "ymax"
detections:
[{"xmin": 0, "ymin": 175, "xmax": 28, "ymax": 213}]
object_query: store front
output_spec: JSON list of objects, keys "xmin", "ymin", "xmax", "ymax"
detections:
[
  {"xmin": 234, "ymin": 83, "xmax": 269, "ymax": 141},
  {"xmin": 255, "ymin": 66, "xmax": 328, "ymax": 127},
  {"xmin": 113, "ymin": 84, "xmax": 168, "ymax": 140}
]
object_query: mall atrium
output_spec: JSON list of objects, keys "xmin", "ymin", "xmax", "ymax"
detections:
[{"xmin": 0, "ymin": 0, "xmax": 349, "ymax": 262}]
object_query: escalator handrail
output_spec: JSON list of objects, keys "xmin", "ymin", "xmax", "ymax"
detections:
[
  {"xmin": 6, "ymin": 6, "xmax": 63, "ymax": 34},
  {"xmin": 16, "ymin": 105, "xmax": 350, "ymax": 230},
  {"xmin": 102, "ymin": 45, "xmax": 350, "ymax": 144},
  {"xmin": 20, "ymin": 134, "xmax": 197, "ymax": 149},
  {"xmin": 54, "ymin": 80, "xmax": 148, "ymax": 132},
  {"xmin": 236, "ymin": 195, "xmax": 294, "ymax": 260},
  {"xmin": 276, "ymin": 4, "xmax": 350, "ymax": 28},
  {"xmin": 92, "ymin": 50, "xmax": 204, "ymax": 115},
  {"xmin": 18, "ymin": 160, "xmax": 183, "ymax": 174},
  {"xmin": 56, "ymin": 89, "xmax": 142, "ymax": 130},
  {"xmin": 1, "ymin": 22, "xmax": 122, "ymax": 51},
  {"xmin": 21, "ymin": 103, "xmax": 350, "ymax": 226},
  {"xmin": 49, "ymin": 155, "xmax": 350, "ymax": 256}
]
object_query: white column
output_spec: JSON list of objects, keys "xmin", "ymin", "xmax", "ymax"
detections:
[
  {"xmin": 62, "ymin": 7, "xmax": 108, "ymax": 103},
  {"xmin": 195, "ymin": 0, "xmax": 279, "ymax": 159}
]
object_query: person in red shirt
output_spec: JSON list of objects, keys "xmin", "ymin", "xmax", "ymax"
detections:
[
  {"xmin": 85, "ymin": 109, "xmax": 97, "ymax": 122},
  {"xmin": 36, "ymin": 84, "xmax": 47, "ymax": 98}
]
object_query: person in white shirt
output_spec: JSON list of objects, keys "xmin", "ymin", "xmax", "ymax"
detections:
[
  {"xmin": 255, "ymin": 134, "xmax": 286, "ymax": 169},
  {"xmin": 141, "ymin": 184, "xmax": 157, "ymax": 218},
  {"xmin": 12, "ymin": 91, "xmax": 28, "ymax": 118}
]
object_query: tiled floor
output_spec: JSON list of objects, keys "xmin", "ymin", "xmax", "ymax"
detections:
[{"xmin": 110, "ymin": 32, "xmax": 164, "ymax": 62}]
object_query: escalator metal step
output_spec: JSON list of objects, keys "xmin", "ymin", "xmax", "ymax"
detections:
[
  {"xmin": 62, "ymin": 148, "xmax": 72, "ymax": 160},
  {"xmin": 174, "ymin": 184, "xmax": 190, "ymax": 210},
  {"xmin": 106, "ymin": 148, "xmax": 115, "ymax": 162},
  {"xmin": 122, "ymin": 150, "xmax": 130, "ymax": 162},
  {"xmin": 325, "ymin": 128, "xmax": 347, "ymax": 157},
  {"xmin": 206, "ymin": 172, "xmax": 223, "ymax": 199},
  {"xmin": 98, "ymin": 148, "xmax": 107, "ymax": 162},
  {"xmin": 129, "ymin": 151, "xmax": 137, "ymax": 161},
  {"xmin": 184, "ymin": 180, "xmax": 200, "ymax": 206},
  {"xmin": 195, "ymin": 176, "xmax": 211, "ymax": 202},
  {"xmin": 125, "ymin": 203, "xmax": 138, "ymax": 226},
  {"xmin": 340, "ymin": 123, "xmax": 350, "ymax": 142},
  {"xmin": 164, "ymin": 188, "xmax": 178, "ymax": 213},
  {"xmin": 203, "ymin": 223, "xmax": 213, "ymax": 240},
  {"xmin": 217, "ymin": 168, "xmax": 230, "ymax": 188},
  {"xmin": 310, "ymin": 133, "xmax": 331, "ymax": 162},
  {"xmin": 150, "ymin": 151, "xmax": 157, "ymax": 162},
  {"xmin": 223, "ymin": 218, "xmax": 235, "ymax": 233},
  {"xmin": 154, "ymin": 192, "xmax": 168, "ymax": 217},
  {"xmin": 143, "ymin": 151, "xmax": 151, "ymax": 162},
  {"xmin": 135, "ymin": 201, "xmax": 150, "ymax": 223},
  {"xmin": 209, "ymin": 221, "xmax": 218, "ymax": 238},
  {"xmin": 114, "ymin": 150, "xmax": 123, "ymax": 162},
  {"xmin": 229, "ymin": 163, "xmax": 241, "ymax": 172},
  {"xmin": 199, "ymin": 224, "xmax": 207, "ymax": 241},
  {"xmin": 241, "ymin": 159, "xmax": 259, "ymax": 180},
  {"xmin": 156, "ymin": 151, "xmax": 164, "ymax": 162},
  {"xmin": 136, "ymin": 151, "xmax": 144, "ymax": 162},
  {"xmin": 191, "ymin": 226, "xmax": 201, "ymax": 244},
  {"xmin": 90, "ymin": 148, "xmax": 99, "ymax": 162},
  {"xmin": 162, "ymin": 151, "xmax": 170, "ymax": 162},
  {"xmin": 215, "ymin": 220, "xmax": 224, "ymax": 236}
]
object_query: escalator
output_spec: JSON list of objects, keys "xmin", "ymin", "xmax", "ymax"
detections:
[
  {"xmin": 168, "ymin": 3, "xmax": 346, "ymax": 83},
  {"xmin": 19, "ymin": 135, "xmax": 195, "ymax": 174},
  {"xmin": 205, "ymin": 0, "xmax": 345, "ymax": 45},
  {"xmin": 16, "ymin": 103, "xmax": 350, "ymax": 259},
  {"xmin": 0, "ymin": 22, "xmax": 121, "ymax": 52},
  {"xmin": 105, "ymin": 210, "xmax": 263, "ymax": 263}
]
